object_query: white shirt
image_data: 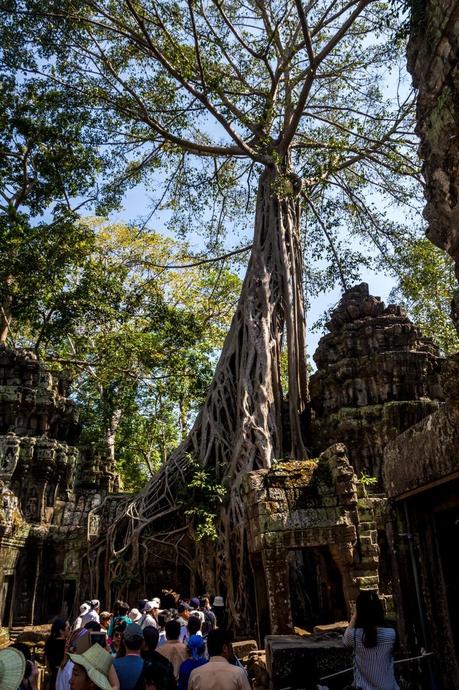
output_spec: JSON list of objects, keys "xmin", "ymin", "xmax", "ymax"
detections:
[
  {"xmin": 56, "ymin": 660, "xmax": 74, "ymax": 690},
  {"xmin": 343, "ymin": 626, "xmax": 399, "ymax": 690},
  {"xmin": 80, "ymin": 609, "xmax": 100, "ymax": 626},
  {"xmin": 139, "ymin": 612, "xmax": 157, "ymax": 629}
]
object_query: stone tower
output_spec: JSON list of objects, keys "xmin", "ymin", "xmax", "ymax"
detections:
[{"xmin": 309, "ymin": 284, "xmax": 443, "ymax": 487}]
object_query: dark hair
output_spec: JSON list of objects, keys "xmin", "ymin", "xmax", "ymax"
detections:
[
  {"xmin": 84, "ymin": 621, "xmax": 101, "ymax": 632},
  {"xmin": 165, "ymin": 619, "xmax": 181, "ymax": 641},
  {"xmin": 113, "ymin": 600, "xmax": 124, "ymax": 616},
  {"xmin": 207, "ymin": 629, "xmax": 233, "ymax": 657},
  {"xmin": 10, "ymin": 642, "xmax": 31, "ymax": 662},
  {"xmin": 144, "ymin": 661, "xmax": 167, "ymax": 690},
  {"xmin": 50, "ymin": 618, "xmax": 67, "ymax": 638},
  {"xmin": 143, "ymin": 626, "xmax": 160, "ymax": 652},
  {"xmin": 125, "ymin": 636, "xmax": 143, "ymax": 652},
  {"xmin": 355, "ymin": 590, "xmax": 385, "ymax": 648},
  {"xmin": 157, "ymin": 612, "xmax": 170, "ymax": 629},
  {"xmin": 113, "ymin": 622, "xmax": 127, "ymax": 635},
  {"xmin": 187, "ymin": 617, "xmax": 201, "ymax": 635},
  {"xmin": 119, "ymin": 601, "xmax": 130, "ymax": 615}
]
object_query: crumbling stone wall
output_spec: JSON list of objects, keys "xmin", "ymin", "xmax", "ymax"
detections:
[
  {"xmin": 0, "ymin": 346, "xmax": 120, "ymax": 627},
  {"xmin": 407, "ymin": 2, "xmax": 459, "ymax": 316},
  {"xmin": 383, "ymin": 356, "xmax": 459, "ymax": 690},
  {"xmin": 309, "ymin": 284, "xmax": 443, "ymax": 487},
  {"xmin": 243, "ymin": 444, "xmax": 381, "ymax": 637}
]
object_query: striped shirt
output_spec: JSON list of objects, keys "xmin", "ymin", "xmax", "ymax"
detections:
[{"xmin": 343, "ymin": 626, "xmax": 400, "ymax": 690}]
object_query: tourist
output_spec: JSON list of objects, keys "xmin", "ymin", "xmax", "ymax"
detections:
[
  {"xmin": 19, "ymin": 657, "xmax": 40, "ymax": 690},
  {"xmin": 10, "ymin": 643, "xmax": 39, "ymax": 690},
  {"xmin": 69, "ymin": 643, "xmax": 119, "ymax": 690},
  {"xmin": 129, "ymin": 609, "xmax": 142, "ymax": 624},
  {"xmin": 100, "ymin": 613, "xmax": 112, "ymax": 632},
  {"xmin": 151, "ymin": 599, "xmax": 161, "ymax": 622},
  {"xmin": 182, "ymin": 617, "xmax": 202, "ymax": 645},
  {"xmin": 143, "ymin": 662, "xmax": 170, "ymax": 690},
  {"xmin": 188, "ymin": 629, "xmax": 251, "ymax": 690},
  {"xmin": 73, "ymin": 605, "xmax": 91, "ymax": 631},
  {"xmin": 157, "ymin": 612, "xmax": 170, "ymax": 648},
  {"xmin": 178, "ymin": 635, "xmax": 207, "ymax": 690},
  {"xmin": 108, "ymin": 603, "xmax": 131, "ymax": 639},
  {"xmin": 141, "ymin": 626, "xmax": 176, "ymax": 690},
  {"xmin": 0, "ymin": 647, "xmax": 26, "ymax": 690},
  {"xmin": 343, "ymin": 591, "xmax": 399, "ymax": 690},
  {"xmin": 157, "ymin": 620, "xmax": 187, "ymax": 681},
  {"xmin": 210, "ymin": 598, "xmax": 224, "ymax": 629},
  {"xmin": 110, "ymin": 623, "xmax": 127, "ymax": 658},
  {"xmin": 113, "ymin": 623, "xmax": 145, "ymax": 690},
  {"xmin": 45, "ymin": 618, "xmax": 71, "ymax": 690},
  {"xmin": 81, "ymin": 601, "xmax": 101, "ymax": 626},
  {"xmin": 84, "ymin": 622, "xmax": 102, "ymax": 632},
  {"xmin": 199, "ymin": 599, "xmax": 216, "ymax": 634},
  {"xmin": 176, "ymin": 604, "xmax": 190, "ymax": 630},
  {"xmin": 56, "ymin": 629, "xmax": 83, "ymax": 690},
  {"xmin": 139, "ymin": 602, "xmax": 157, "ymax": 630}
]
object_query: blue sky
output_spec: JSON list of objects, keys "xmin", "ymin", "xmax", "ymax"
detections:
[{"xmin": 108, "ymin": 180, "xmax": 398, "ymax": 363}]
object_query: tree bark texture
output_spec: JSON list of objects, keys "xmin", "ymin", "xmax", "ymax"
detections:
[{"xmin": 94, "ymin": 167, "xmax": 309, "ymax": 628}]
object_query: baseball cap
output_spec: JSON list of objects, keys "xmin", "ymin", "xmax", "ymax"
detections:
[{"xmin": 123, "ymin": 623, "xmax": 144, "ymax": 643}]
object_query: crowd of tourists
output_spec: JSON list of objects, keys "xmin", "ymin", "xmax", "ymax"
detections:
[{"xmin": 0, "ymin": 591, "xmax": 399, "ymax": 690}]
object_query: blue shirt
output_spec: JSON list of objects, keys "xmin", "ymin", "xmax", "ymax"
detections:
[
  {"xmin": 178, "ymin": 658, "xmax": 207, "ymax": 690},
  {"xmin": 113, "ymin": 655, "xmax": 144, "ymax": 690}
]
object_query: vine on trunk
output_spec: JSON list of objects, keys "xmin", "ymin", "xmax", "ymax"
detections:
[{"xmin": 88, "ymin": 167, "xmax": 309, "ymax": 629}]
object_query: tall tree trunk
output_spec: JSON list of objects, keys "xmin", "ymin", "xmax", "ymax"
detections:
[
  {"xmin": 105, "ymin": 407, "xmax": 122, "ymax": 467},
  {"xmin": 101, "ymin": 167, "xmax": 309, "ymax": 625},
  {"xmin": 0, "ymin": 278, "xmax": 13, "ymax": 344}
]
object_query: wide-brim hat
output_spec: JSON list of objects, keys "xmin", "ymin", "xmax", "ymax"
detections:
[
  {"xmin": 213, "ymin": 596, "xmax": 224, "ymax": 607},
  {"xmin": 0, "ymin": 648, "xmax": 26, "ymax": 690},
  {"xmin": 69, "ymin": 643, "xmax": 112, "ymax": 690}
]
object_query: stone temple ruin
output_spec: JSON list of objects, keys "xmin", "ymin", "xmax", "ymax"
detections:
[
  {"xmin": 2, "ymin": 281, "xmax": 458, "ymax": 686},
  {"xmin": 0, "ymin": 346, "xmax": 119, "ymax": 628}
]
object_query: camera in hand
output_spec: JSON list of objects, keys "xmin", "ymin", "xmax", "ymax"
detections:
[{"xmin": 89, "ymin": 631, "xmax": 107, "ymax": 648}]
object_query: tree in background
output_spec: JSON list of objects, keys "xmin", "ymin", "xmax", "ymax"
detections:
[
  {"xmin": 2, "ymin": 0, "xmax": 423, "ymax": 622},
  {"xmin": 389, "ymin": 237, "xmax": 459, "ymax": 355},
  {"xmin": 0, "ymin": 77, "xmax": 106, "ymax": 343},
  {"xmin": 11, "ymin": 219, "xmax": 241, "ymax": 490}
]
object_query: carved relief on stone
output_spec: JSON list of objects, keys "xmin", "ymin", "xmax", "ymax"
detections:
[
  {"xmin": 0, "ymin": 433, "xmax": 20, "ymax": 478},
  {"xmin": 23, "ymin": 487, "xmax": 39, "ymax": 522},
  {"xmin": 87, "ymin": 511, "xmax": 100, "ymax": 538}
]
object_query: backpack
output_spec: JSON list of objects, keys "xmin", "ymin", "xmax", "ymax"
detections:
[{"xmin": 201, "ymin": 610, "xmax": 215, "ymax": 637}]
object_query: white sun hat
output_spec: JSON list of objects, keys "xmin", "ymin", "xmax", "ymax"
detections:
[{"xmin": 0, "ymin": 648, "xmax": 26, "ymax": 690}]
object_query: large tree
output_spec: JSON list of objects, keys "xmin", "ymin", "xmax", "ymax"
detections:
[{"xmin": 2, "ymin": 0, "xmax": 420, "ymax": 623}]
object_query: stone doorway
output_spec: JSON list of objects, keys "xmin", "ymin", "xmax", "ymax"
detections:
[
  {"xmin": 0, "ymin": 574, "xmax": 14, "ymax": 626},
  {"xmin": 435, "ymin": 505, "xmax": 459, "ymax": 660},
  {"xmin": 288, "ymin": 547, "xmax": 347, "ymax": 630}
]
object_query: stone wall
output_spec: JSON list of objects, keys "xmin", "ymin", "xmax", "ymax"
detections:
[
  {"xmin": 0, "ymin": 346, "xmax": 119, "ymax": 627},
  {"xmin": 383, "ymin": 355, "xmax": 459, "ymax": 689},
  {"xmin": 243, "ymin": 444, "xmax": 381, "ymax": 638},
  {"xmin": 407, "ymin": 2, "xmax": 459, "ymax": 297}
]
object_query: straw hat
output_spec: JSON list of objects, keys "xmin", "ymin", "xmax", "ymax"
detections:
[
  {"xmin": 0, "ymin": 648, "xmax": 26, "ymax": 690},
  {"xmin": 69, "ymin": 644, "xmax": 112, "ymax": 690}
]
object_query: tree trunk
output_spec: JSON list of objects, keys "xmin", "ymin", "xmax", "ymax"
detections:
[
  {"xmin": 0, "ymin": 279, "xmax": 13, "ymax": 344},
  {"xmin": 105, "ymin": 407, "xmax": 122, "ymax": 467},
  {"xmin": 100, "ymin": 167, "xmax": 309, "ymax": 626}
]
